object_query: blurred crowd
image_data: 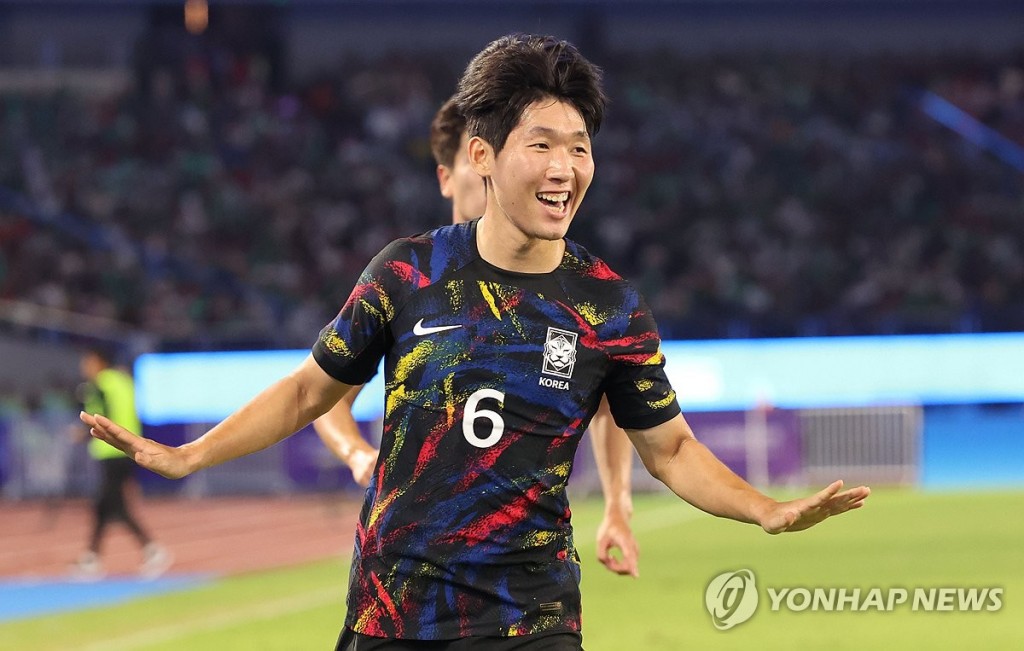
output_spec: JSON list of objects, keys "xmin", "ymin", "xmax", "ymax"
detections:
[{"xmin": 2, "ymin": 43, "xmax": 1022, "ymax": 348}]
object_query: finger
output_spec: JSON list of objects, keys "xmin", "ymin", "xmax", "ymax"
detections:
[
  {"xmin": 89, "ymin": 426, "xmax": 131, "ymax": 453},
  {"xmin": 834, "ymin": 493, "xmax": 870, "ymax": 513},
  {"xmin": 603, "ymin": 552, "xmax": 632, "ymax": 576},
  {"xmin": 596, "ymin": 537, "xmax": 633, "ymax": 575},
  {"xmin": 621, "ymin": 539, "xmax": 639, "ymax": 578},
  {"xmin": 94, "ymin": 414, "xmax": 125, "ymax": 434},
  {"xmin": 812, "ymin": 480, "xmax": 844, "ymax": 505},
  {"xmin": 833, "ymin": 485, "xmax": 871, "ymax": 501},
  {"xmin": 95, "ymin": 415, "xmax": 142, "ymax": 445},
  {"xmin": 827, "ymin": 487, "xmax": 871, "ymax": 512}
]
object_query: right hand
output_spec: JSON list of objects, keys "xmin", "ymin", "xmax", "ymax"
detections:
[
  {"xmin": 595, "ymin": 506, "xmax": 640, "ymax": 578},
  {"xmin": 348, "ymin": 448, "xmax": 379, "ymax": 487},
  {"xmin": 80, "ymin": 412, "xmax": 194, "ymax": 479}
]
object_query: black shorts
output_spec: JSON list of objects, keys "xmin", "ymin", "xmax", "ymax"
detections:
[{"xmin": 335, "ymin": 628, "xmax": 583, "ymax": 651}]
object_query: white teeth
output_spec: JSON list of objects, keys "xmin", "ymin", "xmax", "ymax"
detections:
[{"xmin": 538, "ymin": 192, "xmax": 569, "ymax": 203}]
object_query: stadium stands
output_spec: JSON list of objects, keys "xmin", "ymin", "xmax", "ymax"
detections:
[{"xmin": 3, "ymin": 43, "xmax": 1022, "ymax": 349}]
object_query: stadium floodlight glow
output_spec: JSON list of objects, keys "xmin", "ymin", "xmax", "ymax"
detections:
[
  {"xmin": 135, "ymin": 350, "xmax": 386, "ymax": 425},
  {"xmin": 135, "ymin": 332, "xmax": 1024, "ymax": 425}
]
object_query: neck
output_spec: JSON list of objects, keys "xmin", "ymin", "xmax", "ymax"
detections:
[{"xmin": 476, "ymin": 215, "xmax": 564, "ymax": 273}]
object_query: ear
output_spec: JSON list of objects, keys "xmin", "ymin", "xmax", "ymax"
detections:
[
  {"xmin": 436, "ymin": 165, "xmax": 454, "ymax": 199},
  {"xmin": 467, "ymin": 136, "xmax": 493, "ymax": 178}
]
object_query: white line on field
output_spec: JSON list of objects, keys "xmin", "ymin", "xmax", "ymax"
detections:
[{"xmin": 73, "ymin": 586, "xmax": 342, "ymax": 651}]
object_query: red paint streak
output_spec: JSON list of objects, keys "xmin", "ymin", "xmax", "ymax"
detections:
[
  {"xmin": 452, "ymin": 431, "xmax": 519, "ymax": 493},
  {"xmin": 615, "ymin": 351, "xmax": 665, "ymax": 365},
  {"xmin": 443, "ymin": 482, "xmax": 546, "ymax": 547},
  {"xmin": 457, "ymin": 593, "xmax": 473, "ymax": 637},
  {"xmin": 340, "ymin": 281, "xmax": 378, "ymax": 312},
  {"xmin": 587, "ymin": 258, "xmax": 622, "ymax": 281},
  {"xmin": 413, "ymin": 423, "xmax": 448, "ymax": 478},
  {"xmin": 554, "ymin": 302, "xmax": 602, "ymax": 350},
  {"xmin": 370, "ymin": 571, "xmax": 404, "ymax": 637},
  {"xmin": 387, "ymin": 260, "xmax": 431, "ymax": 288},
  {"xmin": 603, "ymin": 331, "xmax": 660, "ymax": 350},
  {"xmin": 359, "ymin": 487, "xmax": 403, "ymax": 556}
]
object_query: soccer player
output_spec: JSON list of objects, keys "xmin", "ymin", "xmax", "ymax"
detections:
[
  {"xmin": 82, "ymin": 34, "xmax": 870, "ymax": 650},
  {"xmin": 71, "ymin": 347, "xmax": 172, "ymax": 580},
  {"xmin": 313, "ymin": 96, "xmax": 641, "ymax": 577}
]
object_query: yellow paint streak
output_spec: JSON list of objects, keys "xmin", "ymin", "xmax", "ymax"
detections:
[
  {"xmin": 366, "ymin": 483, "xmax": 404, "ymax": 530},
  {"xmin": 526, "ymin": 530, "xmax": 558, "ymax": 547},
  {"xmin": 393, "ymin": 340, "xmax": 435, "ymax": 385},
  {"xmin": 443, "ymin": 374, "xmax": 456, "ymax": 426},
  {"xmin": 576, "ymin": 302, "xmax": 605, "ymax": 326},
  {"xmin": 372, "ymin": 281, "xmax": 396, "ymax": 320},
  {"xmin": 550, "ymin": 461, "xmax": 572, "ymax": 480},
  {"xmin": 385, "ymin": 384, "xmax": 407, "ymax": 419},
  {"xmin": 634, "ymin": 378, "xmax": 654, "ymax": 392},
  {"xmin": 320, "ymin": 330, "xmax": 351, "ymax": 357},
  {"xmin": 446, "ymin": 280, "xmax": 463, "ymax": 311},
  {"xmin": 478, "ymin": 281, "xmax": 502, "ymax": 320},
  {"xmin": 647, "ymin": 390, "xmax": 677, "ymax": 410},
  {"xmin": 642, "ymin": 351, "xmax": 665, "ymax": 365},
  {"xmin": 354, "ymin": 607, "xmax": 375, "ymax": 632}
]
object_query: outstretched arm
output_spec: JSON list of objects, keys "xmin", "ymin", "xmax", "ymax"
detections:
[
  {"xmin": 589, "ymin": 396, "xmax": 640, "ymax": 577},
  {"xmin": 626, "ymin": 414, "xmax": 870, "ymax": 534},
  {"xmin": 81, "ymin": 355, "xmax": 354, "ymax": 480},
  {"xmin": 313, "ymin": 384, "xmax": 379, "ymax": 487}
]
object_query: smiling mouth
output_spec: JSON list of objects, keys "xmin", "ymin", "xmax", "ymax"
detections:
[{"xmin": 537, "ymin": 191, "xmax": 571, "ymax": 214}]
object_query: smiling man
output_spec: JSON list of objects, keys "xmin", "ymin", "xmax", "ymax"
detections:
[
  {"xmin": 314, "ymin": 94, "xmax": 642, "ymax": 583},
  {"xmin": 82, "ymin": 34, "xmax": 870, "ymax": 651}
]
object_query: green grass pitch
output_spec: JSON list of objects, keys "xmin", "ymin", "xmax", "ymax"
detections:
[{"xmin": 2, "ymin": 488, "xmax": 1021, "ymax": 650}]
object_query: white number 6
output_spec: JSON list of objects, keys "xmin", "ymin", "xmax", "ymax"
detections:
[{"xmin": 462, "ymin": 388, "xmax": 506, "ymax": 448}]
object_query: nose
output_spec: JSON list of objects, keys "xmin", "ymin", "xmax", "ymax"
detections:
[{"xmin": 547, "ymin": 148, "xmax": 574, "ymax": 183}]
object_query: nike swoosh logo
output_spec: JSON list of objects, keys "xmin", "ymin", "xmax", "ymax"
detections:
[{"xmin": 413, "ymin": 318, "xmax": 463, "ymax": 336}]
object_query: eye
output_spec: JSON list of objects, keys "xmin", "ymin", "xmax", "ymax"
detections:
[
  {"xmin": 531, "ymin": 142, "xmax": 550, "ymax": 150},
  {"xmin": 573, "ymin": 145, "xmax": 589, "ymax": 155}
]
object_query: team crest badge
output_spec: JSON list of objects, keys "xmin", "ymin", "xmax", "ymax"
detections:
[{"xmin": 543, "ymin": 327, "xmax": 578, "ymax": 379}]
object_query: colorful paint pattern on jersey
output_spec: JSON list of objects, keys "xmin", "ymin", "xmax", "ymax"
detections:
[{"xmin": 313, "ymin": 220, "xmax": 679, "ymax": 640}]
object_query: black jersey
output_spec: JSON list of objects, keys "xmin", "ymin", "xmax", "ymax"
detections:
[{"xmin": 313, "ymin": 220, "xmax": 680, "ymax": 640}]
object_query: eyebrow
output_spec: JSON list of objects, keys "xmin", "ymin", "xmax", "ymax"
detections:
[{"xmin": 525, "ymin": 126, "xmax": 590, "ymax": 140}]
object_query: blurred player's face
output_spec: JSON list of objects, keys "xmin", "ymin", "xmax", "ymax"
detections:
[
  {"xmin": 472, "ymin": 98, "xmax": 594, "ymax": 243},
  {"xmin": 437, "ymin": 132, "xmax": 486, "ymax": 224},
  {"xmin": 79, "ymin": 353, "xmax": 103, "ymax": 380}
]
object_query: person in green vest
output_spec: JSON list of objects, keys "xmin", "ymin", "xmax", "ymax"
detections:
[{"xmin": 72, "ymin": 347, "xmax": 172, "ymax": 579}]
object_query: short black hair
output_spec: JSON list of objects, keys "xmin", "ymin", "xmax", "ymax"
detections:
[
  {"xmin": 429, "ymin": 96, "xmax": 465, "ymax": 169},
  {"xmin": 455, "ymin": 34, "xmax": 606, "ymax": 155}
]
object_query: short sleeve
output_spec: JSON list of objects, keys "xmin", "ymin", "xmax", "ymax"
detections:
[
  {"xmin": 602, "ymin": 297, "xmax": 681, "ymax": 430},
  {"xmin": 312, "ymin": 240, "xmax": 406, "ymax": 385}
]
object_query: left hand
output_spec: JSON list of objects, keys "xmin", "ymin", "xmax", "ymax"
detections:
[
  {"xmin": 595, "ymin": 508, "xmax": 640, "ymax": 577},
  {"xmin": 759, "ymin": 480, "xmax": 871, "ymax": 534}
]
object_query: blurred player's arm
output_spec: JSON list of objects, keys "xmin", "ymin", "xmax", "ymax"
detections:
[
  {"xmin": 313, "ymin": 384, "xmax": 379, "ymax": 487},
  {"xmin": 589, "ymin": 396, "xmax": 639, "ymax": 577},
  {"xmin": 81, "ymin": 354, "xmax": 353, "ymax": 480},
  {"xmin": 626, "ymin": 413, "xmax": 870, "ymax": 534}
]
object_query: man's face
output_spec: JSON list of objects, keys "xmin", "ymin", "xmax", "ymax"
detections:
[
  {"xmin": 80, "ymin": 353, "xmax": 103, "ymax": 380},
  {"xmin": 437, "ymin": 132, "xmax": 486, "ymax": 225},
  {"xmin": 475, "ymin": 98, "xmax": 594, "ymax": 242}
]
